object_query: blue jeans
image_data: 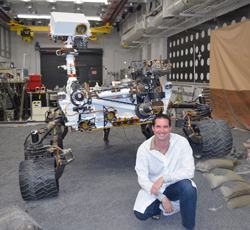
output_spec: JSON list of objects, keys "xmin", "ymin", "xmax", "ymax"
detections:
[{"xmin": 134, "ymin": 179, "xmax": 197, "ymax": 230}]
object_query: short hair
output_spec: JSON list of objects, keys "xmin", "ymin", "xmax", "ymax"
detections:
[{"xmin": 152, "ymin": 113, "xmax": 171, "ymax": 127}]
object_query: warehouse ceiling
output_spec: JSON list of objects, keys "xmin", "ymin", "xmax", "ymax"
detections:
[
  {"xmin": 0, "ymin": 0, "xmax": 249, "ymax": 47},
  {"xmin": 0, "ymin": 0, "xmax": 147, "ymax": 26}
]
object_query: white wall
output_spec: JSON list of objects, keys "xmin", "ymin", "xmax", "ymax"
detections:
[
  {"xmin": 131, "ymin": 37, "xmax": 168, "ymax": 61},
  {"xmin": 0, "ymin": 56, "xmax": 10, "ymax": 62},
  {"xmin": 9, "ymin": 28, "xmax": 135, "ymax": 81},
  {"xmin": 150, "ymin": 38, "xmax": 168, "ymax": 60},
  {"xmin": 87, "ymin": 29, "xmax": 138, "ymax": 82},
  {"xmin": 131, "ymin": 48, "xmax": 139, "ymax": 61},
  {"xmin": 11, "ymin": 31, "xmax": 57, "ymax": 74},
  {"xmin": 88, "ymin": 29, "xmax": 135, "ymax": 75}
]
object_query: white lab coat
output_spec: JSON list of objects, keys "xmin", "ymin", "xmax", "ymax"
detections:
[{"xmin": 134, "ymin": 133, "xmax": 196, "ymax": 214}]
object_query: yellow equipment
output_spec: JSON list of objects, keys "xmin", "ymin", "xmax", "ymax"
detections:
[{"xmin": 8, "ymin": 19, "xmax": 112, "ymax": 41}]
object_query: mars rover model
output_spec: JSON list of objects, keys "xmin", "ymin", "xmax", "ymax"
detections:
[{"xmin": 19, "ymin": 12, "xmax": 232, "ymax": 201}]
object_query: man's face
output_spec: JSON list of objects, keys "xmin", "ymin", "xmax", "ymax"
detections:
[{"xmin": 152, "ymin": 118, "xmax": 172, "ymax": 142}]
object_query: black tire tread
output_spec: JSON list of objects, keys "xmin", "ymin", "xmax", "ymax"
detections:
[
  {"xmin": 19, "ymin": 157, "xmax": 58, "ymax": 201},
  {"xmin": 190, "ymin": 119, "xmax": 233, "ymax": 158}
]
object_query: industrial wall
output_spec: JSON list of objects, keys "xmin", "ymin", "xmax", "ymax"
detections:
[
  {"xmin": 0, "ymin": 56, "xmax": 9, "ymax": 62},
  {"xmin": 132, "ymin": 4, "xmax": 250, "ymax": 107}
]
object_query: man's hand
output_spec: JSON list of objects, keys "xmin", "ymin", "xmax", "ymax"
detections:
[
  {"xmin": 162, "ymin": 196, "xmax": 174, "ymax": 213},
  {"xmin": 150, "ymin": 176, "xmax": 164, "ymax": 196}
]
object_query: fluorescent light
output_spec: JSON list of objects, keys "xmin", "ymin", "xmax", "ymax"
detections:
[
  {"xmin": 17, "ymin": 14, "xmax": 101, "ymax": 21},
  {"xmin": 84, "ymin": 0, "xmax": 107, "ymax": 2},
  {"xmin": 74, "ymin": 0, "xmax": 84, "ymax": 3},
  {"xmin": 85, "ymin": 16, "xmax": 101, "ymax": 21},
  {"xmin": 56, "ymin": 0, "xmax": 107, "ymax": 2},
  {"xmin": 17, "ymin": 14, "xmax": 51, "ymax": 19}
]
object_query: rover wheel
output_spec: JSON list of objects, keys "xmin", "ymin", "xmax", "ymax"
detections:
[
  {"xmin": 19, "ymin": 157, "xmax": 59, "ymax": 201},
  {"xmin": 189, "ymin": 119, "xmax": 233, "ymax": 159},
  {"xmin": 141, "ymin": 123, "xmax": 153, "ymax": 139}
]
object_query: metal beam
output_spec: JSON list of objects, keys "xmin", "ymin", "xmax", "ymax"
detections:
[
  {"xmin": 0, "ymin": 8, "xmax": 11, "ymax": 23},
  {"xmin": 90, "ymin": 23, "xmax": 112, "ymax": 33},
  {"xmin": 8, "ymin": 20, "xmax": 112, "ymax": 34},
  {"xmin": 157, "ymin": 26, "xmax": 186, "ymax": 30},
  {"xmin": 10, "ymin": 25, "xmax": 48, "ymax": 32},
  {"xmin": 142, "ymin": 35, "xmax": 167, "ymax": 38},
  {"xmin": 179, "ymin": 13, "xmax": 214, "ymax": 18},
  {"xmin": 132, "ymin": 41, "xmax": 147, "ymax": 44}
]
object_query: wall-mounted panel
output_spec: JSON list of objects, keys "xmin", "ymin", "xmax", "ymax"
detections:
[{"xmin": 167, "ymin": 4, "xmax": 250, "ymax": 83}]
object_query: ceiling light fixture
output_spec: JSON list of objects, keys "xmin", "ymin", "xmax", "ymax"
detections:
[
  {"xmin": 56, "ymin": 0, "xmax": 107, "ymax": 3},
  {"xmin": 17, "ymin": 14, "xmax": 51, "ymax": 19},
  {"xmin": 17, "ymin": 14, "xmax": 101, "ymax": 21},
  {"xmin": 28, "ymin": 8, "xmax": 38, "ymax": 14},
  {"xmin": 74, "ymin": 0, "xmax": 83, "ymax": 3},
  {"xmin": 49, "ymin": 3, "xmax": 58, "ymax": 12},
  {"xmin": 136, "ymin": 4, "xmax": 142, "ymax": 11},
  {"xmin": 25, "ymin": 3, "xmax": 33, "ymax": 8},
  {"xmin": 74, "ymin": 4, "xmax": 83, "ymax": 13},
  {"xmin": 51, "ymin": 5, "xmax": 56, "ymax": 10},
  {"xmin": 85, "ymin": 16, "xmax": 101, "ymax": 21}
]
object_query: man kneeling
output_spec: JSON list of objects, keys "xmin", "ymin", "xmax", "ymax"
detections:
[{"xmin": 134, "ymin": 114, "xmax": 197, "ymax": 230}]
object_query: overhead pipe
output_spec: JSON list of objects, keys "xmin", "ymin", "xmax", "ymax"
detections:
[
  {"xmin": 0, "ymin": 8, "xmax": 11, "ymax": 23},
  {"xmin": 108, "ymin": 0, "xmax": 129, "ymax": 25},
  {"xmin": 102, "ymin": 0, "xmax": 120, "ymax": 24},
  {"xmin": 148, "ymin": 0, "xmax": 202, "ymax": 28},
  {"xmin": 121, "ymin": 0, "xmax": 203, "ymax": 45},
  {"xmin": 162, "ymin": 0, "xmax": 202, "ymax": 18}
]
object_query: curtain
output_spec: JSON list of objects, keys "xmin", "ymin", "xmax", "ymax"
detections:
[{"xmin": 210, "ymin": 19, "xmax": 250, "ymax": 131}]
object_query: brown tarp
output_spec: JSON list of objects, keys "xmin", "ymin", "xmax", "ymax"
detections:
[{"xmin": 210, "ymin": 19, "xmax": 250, "ymax": 131}]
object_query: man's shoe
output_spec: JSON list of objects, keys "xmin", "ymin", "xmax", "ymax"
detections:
[{"xmin": 151, "ymin": 213, "xmax": 161, "ymax": 220}]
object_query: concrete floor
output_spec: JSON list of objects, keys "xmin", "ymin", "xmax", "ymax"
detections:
[{"xmin": 0, "ymin": 121, "xmax": 250, "ymax": 230}]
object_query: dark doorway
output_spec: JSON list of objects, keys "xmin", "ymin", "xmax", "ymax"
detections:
[{"xmin": 40, "ymin": 48, "xmax": 103, "ymax": 90}]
